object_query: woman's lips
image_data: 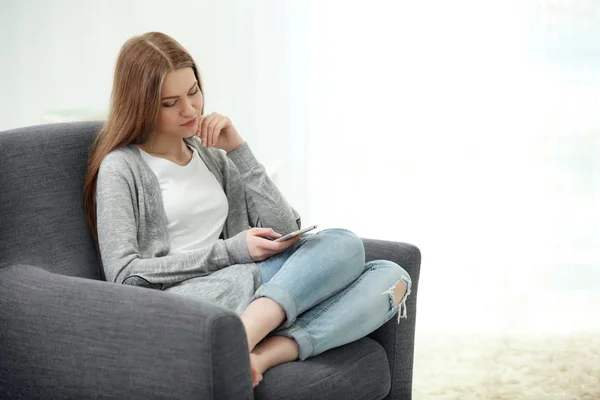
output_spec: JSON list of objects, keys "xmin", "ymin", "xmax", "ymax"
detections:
[{"xmin": 181, "ymin": 118, "xmax": 197, "ymax": 127}]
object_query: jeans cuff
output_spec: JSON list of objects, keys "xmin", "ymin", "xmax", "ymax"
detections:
[
  {"xmin": 272, "ymin": 327, "xmax": 314, "ymax": 360},
  {"xmin": 252, "ymin": 284, "xmax": 299, "ymax": 327}
]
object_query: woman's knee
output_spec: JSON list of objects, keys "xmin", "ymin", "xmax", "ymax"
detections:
[
  {"xmin": 318, "ymin": 228, "xmax": 365, "ymax": 275},
  {"xmin": 318, "ymin": 228, "xmax": 365, "ymax": 259},
  {"xmin": 377, "ymin": 260, "xmax": 412, "ymax": 307}
]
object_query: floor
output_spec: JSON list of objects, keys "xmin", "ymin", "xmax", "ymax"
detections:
[
  {"xmin": 412, "ymin": 290, "xmax": 600, "ymax": 399},
  {"xmin": 412, "ymin": 331, "xmax": 600, "ymax": 400}
]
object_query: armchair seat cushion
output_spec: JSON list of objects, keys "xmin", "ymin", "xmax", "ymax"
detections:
[{"xmin": 255, "ymin": 337, "xmax": 391, "ymax": 400}]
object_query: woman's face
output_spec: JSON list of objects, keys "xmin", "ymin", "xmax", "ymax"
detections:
[{"xmin": 155, "ymin": 67, "xmax": 203, "ymax": 137}]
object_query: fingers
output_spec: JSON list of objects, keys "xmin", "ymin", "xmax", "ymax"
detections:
[
  {"xmin": 209, "ymin": 119, "xmax": 226, "ymax": 148},
  {"xmin": 259, "ymin": 235, "xmax": 301, "ymax": 252},
  {"xmin": 247, "ymin": 228, "xmax": 302, "ymax": 261},
  {"xmin": 207, "ymin": 117, "xmax": 217, "ymax": 147},
  {"xmin": 281, "ymin": 236, "xmax": 302, "ymax": 246},
  {"xmin": 197, "ymin": 115, "xmax": 206, "ymax": 144},
  {"xmin": 197, "ymin": 112, "xmax": 228, "ymax": 148},
  {"xmin": 198, "ymin": 113, "xmax": 213, "ymax": 147},
  {"xmin": 249, "ymin": 227, "xmax": 279, "ymax": 238}
]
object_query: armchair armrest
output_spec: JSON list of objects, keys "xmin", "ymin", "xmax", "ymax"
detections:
[
  {"xmin": 0, "ymin": 265, "xmax": 253, "ymax": 400},
  {"xmin": 363, "ymin": 239, "xmax": 422, "ymax": 400}
]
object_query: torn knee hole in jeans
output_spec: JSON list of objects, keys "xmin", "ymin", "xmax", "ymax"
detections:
[{"xmin": 381, "ymin": 279, "xmax": 412, "ymax": 323}]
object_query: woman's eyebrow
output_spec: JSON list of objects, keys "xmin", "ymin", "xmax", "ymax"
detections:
[{"xmin": 161, "ymin": 82, "xmax": 198, "ymax": 100}]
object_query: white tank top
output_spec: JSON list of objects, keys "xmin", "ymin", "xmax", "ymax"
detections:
[{"xmin": 137, "ymin": 145, "xmax": 229, "ymax": 255}]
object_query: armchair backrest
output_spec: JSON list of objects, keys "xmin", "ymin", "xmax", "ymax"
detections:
[{"xmin": 0, "ymin": 121, "xmax": 103, "ymax": 279}]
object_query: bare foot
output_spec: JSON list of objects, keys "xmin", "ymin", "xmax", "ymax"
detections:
[
  {"xmin": 248, "ymin": 336, "xmax": 299, "ymax": 388},
  {"xmin": 249, "ymin": 353, "xmax": 263, "ymax": 388}
]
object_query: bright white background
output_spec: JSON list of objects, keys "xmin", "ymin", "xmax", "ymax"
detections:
[{"xmin": 1, "ymin": 0, "xmax": 598, "ymax": 334}]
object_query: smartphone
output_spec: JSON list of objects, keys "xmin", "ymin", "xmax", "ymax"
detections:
[{"xmin": 273, "ymin": 225, "xmax": 318, "ymax": 242}]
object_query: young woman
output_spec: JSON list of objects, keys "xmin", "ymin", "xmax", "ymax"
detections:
[{"xmin": 83, "ymin": 32, "xmax": 412, "ymax": 388}]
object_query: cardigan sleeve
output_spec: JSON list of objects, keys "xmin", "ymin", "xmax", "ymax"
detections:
[{"xmin": 224, "ymin": 142, "xmax": 302, "ymax": 235}]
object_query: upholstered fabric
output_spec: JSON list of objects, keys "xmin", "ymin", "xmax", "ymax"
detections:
[
  {"xmin": 0, "ymin": 265, "xmax": 252, "ymax": 400},
  {"xmin": 0, "ymin": 121, "xmax": 102, "ymax": 278}
]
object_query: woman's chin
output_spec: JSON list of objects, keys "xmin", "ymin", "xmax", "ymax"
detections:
[{"xmin": 180, "ymin": 124, "xmax": 198, "ymax": 139}]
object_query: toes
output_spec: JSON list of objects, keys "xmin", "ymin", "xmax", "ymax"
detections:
[
  {"xmin": 250, "ymin": 354, "xmax": 263, "ymax": 388},
  {"xmin": 252, "ymin": 372, "xmax": 263, "ymax": 388}
]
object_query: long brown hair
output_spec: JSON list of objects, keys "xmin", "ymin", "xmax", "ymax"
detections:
[{"xmin": 83, "ymin": 32, "xmax": 204, "ymax": 276}]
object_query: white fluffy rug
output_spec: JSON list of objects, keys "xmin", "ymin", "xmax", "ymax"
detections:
[{"xmin": 412, "ymin": 333, "xmax": 600, "ymax": 400}]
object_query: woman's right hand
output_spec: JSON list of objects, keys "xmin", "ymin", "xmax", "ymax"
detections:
[{"xmin": 246, "ymin": 227, "xmax": 301, "ymax": 262}]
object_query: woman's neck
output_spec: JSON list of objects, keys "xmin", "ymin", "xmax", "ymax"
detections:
[{"xmin": 138, "ymin": 134, "xmax": 192, "ymax": 164}]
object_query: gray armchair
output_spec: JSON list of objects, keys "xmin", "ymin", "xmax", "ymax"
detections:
[{"xmin": 0, "ymin": 122, "xmax": 421, "ymax": 400}]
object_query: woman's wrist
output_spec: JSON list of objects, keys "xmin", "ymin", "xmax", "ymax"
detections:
[{"xmin": 225, "ymin": 137, "xmax": 245, "ymax": 153}]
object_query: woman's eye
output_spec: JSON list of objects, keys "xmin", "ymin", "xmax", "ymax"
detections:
[{"xmin": 162, "ymin": 86, "xmax": 198, "ymax": 107}]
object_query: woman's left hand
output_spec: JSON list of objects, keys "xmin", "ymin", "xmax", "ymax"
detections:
[{"xmin": 196, "ymin": 112, "xmax": 245, "ymax": 153}]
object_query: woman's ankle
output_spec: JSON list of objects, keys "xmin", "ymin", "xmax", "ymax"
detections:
[
  {"xmin": 251, "ymin": 335, "xmax": 299, "ymax": 374},
  {"xmin": 241, "ymin": 297, "xmax": 286, "ymax": 351}
]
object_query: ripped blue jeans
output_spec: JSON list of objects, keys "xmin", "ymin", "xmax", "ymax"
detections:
[{"xmin": 243, "ymin": 228, "xmax": 412, "ymax": 360}]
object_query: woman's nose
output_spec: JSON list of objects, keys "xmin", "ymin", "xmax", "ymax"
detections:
[{"xmin": 180, "ymin": 98, "xmax": 197, "ymax": 117}]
